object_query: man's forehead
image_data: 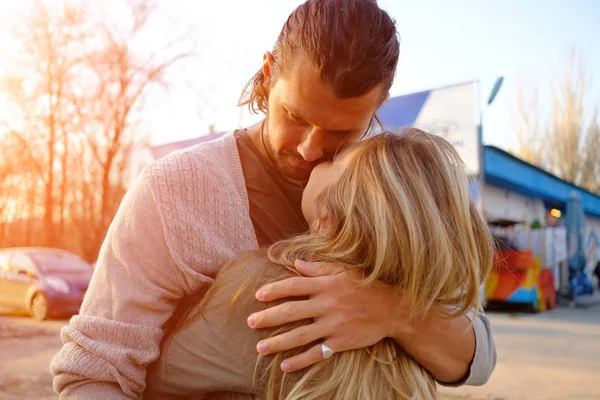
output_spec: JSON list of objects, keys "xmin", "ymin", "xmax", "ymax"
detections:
[
  {"xmin": 282, "ymin": 100, "xmax": 366, "ymax": 134},
  {"xmin": 278, "ymin": 62, "xmax": 381, "ymax": 131},
  {"xmin": 280, "ymin": 89, "xmax": 372, "ymax": 131}
]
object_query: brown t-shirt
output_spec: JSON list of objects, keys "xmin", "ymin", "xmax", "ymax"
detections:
[{"xmin": 234, "ymin": 130, "xmax": 308, "ymax": 246}]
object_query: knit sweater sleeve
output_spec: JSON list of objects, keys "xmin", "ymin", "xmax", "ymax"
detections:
[
  {"xmin": 464, "ymin": 309, "xmax": 497, "ymax": 386},
  {"xmin": 50, "ymin": 171, "xmax": 208, "ymax": 399},
  {"xmin": 50, "ymin": 138, "xmax": 256, "ymax": 399},
  {"xmin": 439, "ymin": 309, "xmax": 497, "ymax": 387}
]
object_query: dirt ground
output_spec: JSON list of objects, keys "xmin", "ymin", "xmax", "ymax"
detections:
[
  {"xmin": 1, "ymin": 294, "xmax": 600, "ymax": 400},
  {"xmin": 0, "ymin": 314, "xmax": 66, "ymax": 400},
  {"xmin": 440, "ymin": 294, "xmax": 600, "ymax": 400}
]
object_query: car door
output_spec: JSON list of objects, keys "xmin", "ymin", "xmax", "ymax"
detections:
[
  {"xmin": 5, "ymin": 252, "xmax": 37, "ymax": 310},
  {"xmin": 0, "ymin": 251, "xmax": 12, "ymax": 307}
]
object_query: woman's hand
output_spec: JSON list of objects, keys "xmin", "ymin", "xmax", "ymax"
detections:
[{"xmin": 247, "ymin": 259, "xmax": 402, "ymax": 372}]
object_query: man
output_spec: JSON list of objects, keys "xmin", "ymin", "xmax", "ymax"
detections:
[{"xmin": 51, "ymin": 1, "xmax": 496, "ymax": 398}]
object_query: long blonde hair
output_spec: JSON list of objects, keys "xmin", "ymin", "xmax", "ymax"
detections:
[{"xmin": 255, "ymin": 129, "xmax": 494, "ymax": 399}]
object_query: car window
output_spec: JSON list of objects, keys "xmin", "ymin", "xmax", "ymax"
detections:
[
  {"xmin": 29, "ymin": 252, "xmax": 91, "ymax": 273},
  {"xmin": 12, "ymin": 253, "xmax": 35, "ymax": 273},
  {"xmin": 0, "ymin": 252, "xmax": 11, "ymax": 273}
]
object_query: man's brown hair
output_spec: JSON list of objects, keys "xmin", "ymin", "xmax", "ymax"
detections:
[{"xmin": 239, "ymin": 0, "xmax": 400, "ymax": 114}]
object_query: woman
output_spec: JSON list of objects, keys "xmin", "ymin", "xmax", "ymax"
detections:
[{"xmin": 144, "ymin": 129, "xmax": 494, "ymax": 399}]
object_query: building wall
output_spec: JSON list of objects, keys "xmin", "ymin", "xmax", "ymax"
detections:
[
  {"xmin": 482, "ymin": 183, "xmax": 546, "ymax": 225},
  {"xmin": 586, "ymin": 215, "xmax": 600, "ymax": 270},
  {"xmin": 586, "ymin": 215, "xmax": 600, "ymax": 237},
  {"xmin": 482, "ymin": 183, "xmax": 600, "ymax": 272}
]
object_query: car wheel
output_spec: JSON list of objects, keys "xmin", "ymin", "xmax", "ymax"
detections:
[{"xmin": 30, "ymin": 292, "xmax": 49, "ymax": 321}]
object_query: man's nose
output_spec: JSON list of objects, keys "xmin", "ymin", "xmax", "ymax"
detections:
[{"xmin": 297, "ymin": 128, "xmax": 324, "ymax": 163}]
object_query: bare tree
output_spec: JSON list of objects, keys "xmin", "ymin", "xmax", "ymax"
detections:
[
  {"xmin": 1, "ymin": 0, "xmax": 91, "ymax": 246},
  {"xmin": 0, "ymin": 135, "xmax": 14, "ymax": 244},
  {"xmin": 78, "ymin": 0, "xmax": 191, "ymax": 253},
  {"xmin": 514, "ymin": 48, "xmax": 600, "ymax": 194},
  {"xmin": 0, "ymin": 130, "xmax": 44, "ymax": 247},
  {"xmin": 0, "ymin": 0, "xmax": 193, "ymax": 260},
  {"xmin": 514, "ymin": 86, "xmax": 545, "ymax": 167},
  {"xmin": 580, "ymin": 117, "xmax": 600, "ymax": 193}
]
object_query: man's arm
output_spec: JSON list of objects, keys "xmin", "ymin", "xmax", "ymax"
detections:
[
  {"xmin": 50, "ymin": 172, "xmax": 213, "ymax": 399},
  {"xmin": 249, "ymin": 260, "xmax": 496, "ymax": 386},
  {"xmin": 390, "ymin": 308, "xmax": 496, "ymax": 385}
]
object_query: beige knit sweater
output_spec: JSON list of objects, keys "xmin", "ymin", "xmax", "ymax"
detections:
[{"xmin": 50, "ymin": 132, "xmax": 496, "ymax": 399}]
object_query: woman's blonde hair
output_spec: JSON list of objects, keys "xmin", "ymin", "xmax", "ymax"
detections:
[
  {"xmin": 168, "ymin": 129, "xmax": 493, "ymax": 400},
  {"xmin": 255, "ymin": 129, "xmax": 494, "ymax": 399}
]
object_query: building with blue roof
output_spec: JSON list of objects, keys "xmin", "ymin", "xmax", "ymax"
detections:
[
  {"xmin": 377, "ymin": 82, "xmax": 600, "ymax": 286},
  {"xmin": 483, "ymin": 145, "xmax": 600, "ymax": 222}
]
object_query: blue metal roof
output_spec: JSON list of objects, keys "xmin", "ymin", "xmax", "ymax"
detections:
[{"xmin": 484, "ymin": 146, "xmax": 600, "ymax": 218}]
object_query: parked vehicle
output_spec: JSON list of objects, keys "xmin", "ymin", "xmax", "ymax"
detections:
[{"xmin": 0, "ymin": 247, "xmax": 92, "ymax": 320}]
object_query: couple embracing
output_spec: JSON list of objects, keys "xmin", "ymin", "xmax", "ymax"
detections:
[{"xmin": 52, "ymin": 1, "xmax": 496, "ymax": 399}]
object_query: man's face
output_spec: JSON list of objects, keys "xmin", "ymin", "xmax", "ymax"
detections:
[{"xmin": 263, "ymin": 53, "xmax": 383, "ymax": 185}]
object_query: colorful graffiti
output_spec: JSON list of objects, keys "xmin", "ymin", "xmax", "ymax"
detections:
[{"xmin": 486, "ymin": 249, "xmax": 556, "ymax": 312}]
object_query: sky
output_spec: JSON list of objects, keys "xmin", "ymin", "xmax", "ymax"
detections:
[{"xmin": 1, "ymin": 0, "xmax": 599, "ymax": 152}]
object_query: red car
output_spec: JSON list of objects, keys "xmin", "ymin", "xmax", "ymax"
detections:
[{"xmin": 0, "ymin": 247, "xmax": 92, "ymax": 320}]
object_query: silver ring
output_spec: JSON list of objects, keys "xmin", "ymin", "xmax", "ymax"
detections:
[{"xmin": 321, "ymin": 343, "xmax": 334, "ymax": 359}]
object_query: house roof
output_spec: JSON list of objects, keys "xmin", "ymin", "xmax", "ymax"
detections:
[{"xmin": 484, "ymin": 145, "xmax": 600, "ymax": 218}]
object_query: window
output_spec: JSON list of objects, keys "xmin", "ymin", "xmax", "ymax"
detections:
[
  {"xmin": 11, "ymin": 253, "xmax": 35, "ymax": 274},
  {"xmin": 30, "ymin": 251, "xmax": 90, "ymax": 273},
  {"xmin": 0, "ymin": 252, "xmax": 10, "ymax": 273}
]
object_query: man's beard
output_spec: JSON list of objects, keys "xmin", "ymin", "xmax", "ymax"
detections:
[
  {"xmin": 261, "ymin": 116, "xmax": 317, "ymax": 186},
  {"xmin": 270, "ymin": 146, "xmax": 317, "ymax": 186}
]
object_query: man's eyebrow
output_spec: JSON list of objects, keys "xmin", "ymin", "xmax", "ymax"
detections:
[
  {"xmin": 283, "ymin": 103, "xmax": 304, "ymax": 119},
  {"xmin": 283, "ymin": 103, "xmax": 366, "ymax": 135}
]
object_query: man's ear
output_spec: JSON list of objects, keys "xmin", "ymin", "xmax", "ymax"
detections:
[{"xmin": 262, "ymin": 52, "xmax": 275, "ymax": 93}]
